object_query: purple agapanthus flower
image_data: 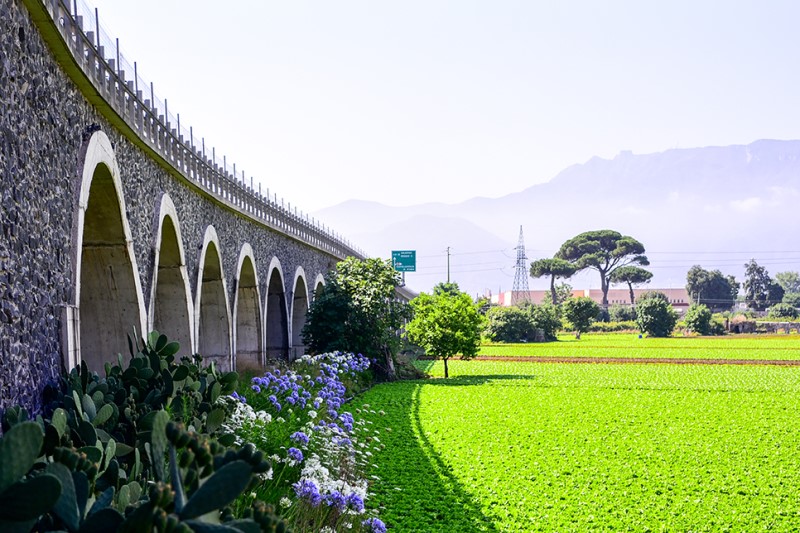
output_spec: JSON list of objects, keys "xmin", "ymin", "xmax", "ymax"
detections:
[
  {"xmin": 290, "ymin": 431, "xmax": 310, "ymax": 446},
  {"xmin": 287, "ymin": 447, "xmax": 304, "ymax": 463},
  {"xmin": 323, "ymin": 490, "xmax": 347, "ymax": 510},
  {"xmin": 362, "ymin": 517, "xmax": 387, "ymax": 533},
  {"xmin": 293, "ymin": 479, "xmax": 321, "ymax": 506},
  {"xmin": 229, "ymin": 391, "xmax": 247, "ymax": 403},
  {"xmin": 346, "ymin": 492, "xmax": 365, "ymax": 513}
]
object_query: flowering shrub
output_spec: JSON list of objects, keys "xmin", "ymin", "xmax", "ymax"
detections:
[{"xmin": 228, "ymin": 352, "xmax": 386, "ymax": 533}]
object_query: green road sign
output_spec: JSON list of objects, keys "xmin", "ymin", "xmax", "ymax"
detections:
[{"xmin": 392, "ymin": 250, "xmax": 416, "ymax": 272}]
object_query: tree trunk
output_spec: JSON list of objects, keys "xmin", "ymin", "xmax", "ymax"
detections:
[
  {"xmin": 443, "ymin": 357, "xmax": 449, "ymax": 378},
  {"xmin": 550, "ymin": 274, "xmax": 557, "ymax": 305},
  {"xmin": 628, "ymin": 282, "xmax": 635, "ymax": 305},
  {"xmin": 383, "ymin": 346, "xmax": 397, "ymax": 381},
  {"xmin": 601, "ymin": 275, "xmax": 609, "ymax": 308}
]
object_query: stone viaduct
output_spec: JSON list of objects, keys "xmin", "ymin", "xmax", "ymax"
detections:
[{"xmin": 0, "ymin": 0, "xmax": 365, "ymax": 414}]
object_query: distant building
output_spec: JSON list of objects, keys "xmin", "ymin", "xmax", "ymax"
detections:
[{"xmin": 491, "ymin": 288, "xmax": 691, "ymax": 313}]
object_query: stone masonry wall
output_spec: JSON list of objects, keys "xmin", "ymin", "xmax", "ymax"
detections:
[{"xmin": 0, "ymin": 0, "xmax": 338, "ymax": 415}]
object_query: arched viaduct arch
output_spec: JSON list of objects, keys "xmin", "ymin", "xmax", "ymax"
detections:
[
  {"xmin": 265, "ymin": 258, "xmax": 290, "ymax": 360},
  {"xmin": 290, "ymin": 267, "xmax": 310, "ymax": 360},
  {"xmin": 149, "ymin": 194, "xmax": 194, "ymax": 356},
  {"xmin": 313, "ymin": 273, "xmax": 326, "ymax": 302},
  {"xmin": 195, "ymin": 226, "xmax": 233, "ymax": 371},
  {"xmin": 72, "ymin": 131, "xmax": 147, "ymax": 372},
  {"xmin": 233, "ymin": 244, "xmax": 263, "ymax": 370}
]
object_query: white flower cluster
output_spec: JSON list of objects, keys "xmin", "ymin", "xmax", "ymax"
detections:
[
  {"xmin": 218, "ymin": 398, "xmax": 273, "ymax": 447},
  {"xmin": 297, "ymin": 454, "xmax": 368, "ymax": 508}
]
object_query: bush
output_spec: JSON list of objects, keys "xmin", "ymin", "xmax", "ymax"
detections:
[
  {"xmin": 588, "ymin": 320, "xmax": 638, "ymax": 333},
  {"xmin": 636, "ymin": 292, "xmax": 677, "ymax": 337},
  {"xmin": 531, "ymin": 303, "xmax": 562, "ymax": 341},
  {"xmin": 609, "ymin": 304, "xmax": 636, "ymax": 322},
  {"xmin": 768, "ymin": 303, "xmax": 799, "ymax": 319},
  {"xmin": 684, "ymin": 304, "xmax": 712, "ymax": 335},
  {"xmin": 782, "ymin": 292, "xmax": 800, "ymax": 307},
  {"xmin": 562, "ymin": 297, "xmax": 600, "ymax": 338},
  {"xmin": 484, "ymin": 306, "xmax": 537, "ymax": 342},
  {"xmin": 484, "ymin": 304, "xmax": 561, "ymax": 342}
]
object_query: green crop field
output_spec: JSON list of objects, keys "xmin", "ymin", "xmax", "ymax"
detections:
[
  {"xmin": 477, "ymin": 333, "xmax": 800, "ymax": 360},
  {"xmin": 359, "ymin": 359, "xmax": 800, "ymax": 531}
]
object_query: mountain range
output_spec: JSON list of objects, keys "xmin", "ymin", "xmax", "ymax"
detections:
[{"xmin": 313, "ymin": 139, "xmax": 800, "ymax": 298}]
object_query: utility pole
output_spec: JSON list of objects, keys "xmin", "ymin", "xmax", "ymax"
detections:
[{"xmin": 446, "ymin": 246, "xmax": 451, "ymax": 283}]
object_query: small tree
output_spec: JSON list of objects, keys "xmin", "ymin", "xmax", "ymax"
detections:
[
  {"xmin": 636, "ymin": 291, "xmax": 677, "ymax": 337},
  {"xmin": 553, "ymin": 283, "xmax": 573, "ymax": 306},
  {"xmin": 562, "ymin": 297, "xmax": 599, "ymax": 339},
  {"xmin": 302, "ymin": 257, "xmax": 410, "ymax": 379},
  {"xmin": 684, "ymin": 303, "xmax": 712, "ymax": 335},
  {"xmin": 530, "ymin": 258, "xmax": 577, "ymax": 305},
  {"xmin": 609, "ymin": 266, "xmax": 653, "ymax": 305},
  {"xmin": 406, "ymin": 287, "xmax": 483, "ymax": 378}
]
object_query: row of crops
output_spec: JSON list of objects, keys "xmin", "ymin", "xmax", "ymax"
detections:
[{"xmin": 478, "ymin": 333, "xmax": 800, "ymax": 360}]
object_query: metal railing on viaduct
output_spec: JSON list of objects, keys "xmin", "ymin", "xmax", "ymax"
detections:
[{"xmin": 32, "ymin": 0, "xmax": 364, "ymax": 260}]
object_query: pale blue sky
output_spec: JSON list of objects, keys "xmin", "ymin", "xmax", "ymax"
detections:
[{"xmin": 88, "ymin": 0, "xmax": 800, "ymax": 213}]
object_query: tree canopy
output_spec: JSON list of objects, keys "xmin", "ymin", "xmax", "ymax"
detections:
[
  {"xmin": 301, "ymin": 257, "xmax": 410, "ymax": 379},
  {"xmin": 685, "ymin": 265, "xmax": 739, "ymax": 312},
  {"xmin": 743, "ymin": 259, "xmax": 784, "ymax": 311},
  {"xmin": 562, "ymin": 296, "xmax": 599, "ymax": 339},
  {"xmin": 529, "ymin": 258, "xmax": 577, "ymax": 305},
  {"xmin": 609, "ymin": 265, "xmax": 653, "ymax": 305},
  {"xmin": 556, "ymin": 230, "xmax": 648, "ymax": 308},
  {"xmin": 775, "ymin": 271, "xmax": 800, "ymax": 294},
  {"xmin": 635, "ymin": 291, "xmax": 677, "ymax": 337},
  {"xmin": 405, "ymin": 286, "xmax": 482, "ymax": 378},
  {"xmin": 684, "ymin": 304, "xmax": 712, "ymax": 335}
]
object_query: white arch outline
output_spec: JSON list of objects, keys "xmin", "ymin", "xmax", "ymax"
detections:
[
  {"xmin": 194, "ymin": 225, "xmax": 233, "ymax": 368},
  {"xmin": 232, "ymin": 243, "xmax": 263, "ymax": 368},
  {"xmin": 264, "ymin": 257, "xmax": 289, "ymax": 356},
  {"xmin": 312, "ymin": 273, "xmax": 326, "ymax": 302},
  {"xmin": 291, "ymin": 266, "xmax": 309, "ymax": 310},
  {"xmin": 289, "ymin": 266, "xmax": 310, "ymax": 359},
  {"xmin": 148, "ymin": 193, "xmax": 195, "ymax": 354},
  {"xmin": 67, "ymin": 131, "xmax": 147, "ymax": 370}
]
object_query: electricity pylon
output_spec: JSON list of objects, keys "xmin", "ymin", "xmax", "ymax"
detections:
[{"xmin": 512, "ymin": 226, "xmax": 530, "ymax": 304}]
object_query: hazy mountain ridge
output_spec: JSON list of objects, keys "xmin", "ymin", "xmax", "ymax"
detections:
[{"xmin": 315, "ymin": 139, "xmax": 800, "ymax": 296}]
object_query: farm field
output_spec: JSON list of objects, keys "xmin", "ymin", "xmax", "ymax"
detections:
[
  {"xmin": 477, "ymin": 333, "xmax": 800, "ymax": 361},
  {"xmin": 359, "ymin": 360, "xmax": 800, "ymax": 531}
]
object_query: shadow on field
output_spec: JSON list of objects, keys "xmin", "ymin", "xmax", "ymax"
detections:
[{"xmin": 371, "ymin": 381, "xmax": 497, "ymax": 531}]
